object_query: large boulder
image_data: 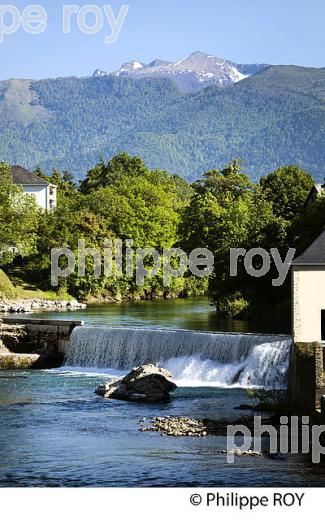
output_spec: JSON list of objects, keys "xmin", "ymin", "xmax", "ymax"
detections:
[{"xmin": 95, "ymin": 364, "xmax": 177, "ymax": 403}]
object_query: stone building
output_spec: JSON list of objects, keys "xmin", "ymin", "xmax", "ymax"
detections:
[{"xmin": 292, "ymin": 230, "xmax": 325, "ymax": 343}]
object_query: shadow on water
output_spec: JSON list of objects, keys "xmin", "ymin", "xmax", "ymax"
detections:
[{"xmin": 31, "ymin": 297, "xmax": 290, "ymax": 335}]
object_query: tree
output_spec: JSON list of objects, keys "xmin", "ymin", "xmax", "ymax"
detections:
[
  {"xmin": 0, "ymin": 163, "xmax": 39, "ymax": 264},
  {"xmin": 33, "ymin": 167, "xmax": 77, "ymax": 202},
  {"xmin": 180, "ymin": 161, "xmax": 286, "ymax": 316},
  {"xmin": 289, "ymin": 191, "xmax": 325, "ymax": 255},
  {"xmin": 86, "ymin": 172, "xmax": 180, "ymax": 249},
  {"xmin": 259, "ymin": 165, "xmax": 314, "ymax": 221},
  {"xmin": 23, "ymin": 154, "xmax": 199, "ymax": 300},
  {"xmin": 28, "ymin": 204, "xmax": 115, "ymax": 297},
  {"xmin": 192, "ymin": 160, "xmax": 253, "ymax": 205},
  {"xmin": 79, "ymin": 153, "xmax": 148, "ymax": 194},
  {"xmin": 83, "ymin": 155, "xmax": 189, "ymax": 249}
]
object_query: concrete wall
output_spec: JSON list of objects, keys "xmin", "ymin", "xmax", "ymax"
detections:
[
  {"xmin": 0, "ymin": 318, "xmax": 83, "ymax": 356},
  {"xmin": 292, "ymin": 265, "xmax": 325, "ymax": 343},
  {"xmin": 0, "ymin": 318, "xmax": 83, "ymax": 370}
]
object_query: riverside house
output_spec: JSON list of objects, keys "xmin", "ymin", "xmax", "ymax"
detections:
[
  {"xmin": 292, "ymin": 230, "xmax": 325, "ymax": 343},
  {"xmin": 9, "ymin": 166, "xmax": 57, "ymax": 211}
]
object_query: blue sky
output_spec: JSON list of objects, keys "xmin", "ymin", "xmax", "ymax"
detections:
[{"xmin": 1, "ymin": 0, "xmax": 324, "ymax": 80}]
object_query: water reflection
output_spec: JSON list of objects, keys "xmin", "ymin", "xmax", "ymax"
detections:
[{"xmin": 31, "ymin": 297, "xmax": 290, "ymax": 334}]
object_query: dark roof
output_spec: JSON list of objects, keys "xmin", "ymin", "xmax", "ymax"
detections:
[
  {"xmin": 10, "ymin": 166, "xmax": 49, "ymax": 186},
  {"xmin": 292, "ymin": 230, "xmax": 325, "ymax": 265},
  {"xmin": 304, "ymin": 183, "xmax": 325, "ymax": 207},
  {"xmin": 312, "ymin": 183, "xmax": 325, "ymax": 195}
]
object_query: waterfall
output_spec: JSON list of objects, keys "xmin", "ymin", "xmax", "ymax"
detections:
[{"xmin": 64, "ymin": 327, "xmax": 291, "ymax": 389}]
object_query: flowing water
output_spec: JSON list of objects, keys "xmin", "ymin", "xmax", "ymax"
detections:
[
  {"xmin": 65, "ymin": 327, "xmax": 291, "ymax": 388},
  {"xmin": 1, "ymin": 298, "xmax": 325, "ymax": 487}
]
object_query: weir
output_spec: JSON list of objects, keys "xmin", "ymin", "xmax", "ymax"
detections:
[
  {"xmin": 0, "ymin": 318, "xmax": 84, "ymax": 369},
  {"xmin": 65, "ymin": 327, "xmax": 291, "ymax": 388}
]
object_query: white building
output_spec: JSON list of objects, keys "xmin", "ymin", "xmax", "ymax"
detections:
[
  {"xmin": 292, "ymin": 231, "xmax": 325, "ymax": 343},
  {"xmin": 10, "ymin": 166, "xmax": 57, "ymax": 211},
  {"xmin": 304, "ymin": 182, "xmax": 325, "ymax": 211}
]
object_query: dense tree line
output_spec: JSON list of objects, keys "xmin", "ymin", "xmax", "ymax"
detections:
[{"xmin": 0, "ymin": 154, "xmax": 322, "ymax": 320}]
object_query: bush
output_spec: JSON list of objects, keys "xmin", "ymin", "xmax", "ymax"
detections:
[
  {"xmin": 0, "ymin": 269, "xmax": 16, "ymax": 299},
  {"xmin": 218, "ymin": 296, "xmax": 249, "ymax": 318}
]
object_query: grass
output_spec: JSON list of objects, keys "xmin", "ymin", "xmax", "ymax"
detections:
[
  {"xmin": 14, "ymin": 285, "xmax": 73, "ymax": 301},
  {"xmin": 0, "ymin": 268, "xmax": 73, "ymax": 301},
  {"xmin": 0, "ymin": 269, "xmax": 16, "ymax": 299}
]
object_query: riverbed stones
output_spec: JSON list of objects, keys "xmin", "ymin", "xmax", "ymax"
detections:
[
  {"xmin": 138, "ymin": 415, "xmax": 272, "ymax": 441},
  {"xmin": 95, "ymin": 364, "xmax": 177, "ymax": 403},
  {"xmin": 229, "ymin": 449, "xmax": 263, "ymax": 458},
  {"xmin": 139, "ymin": 416, "xmax": 209, "ymax": 436},
  {"xmin": 0, "ymin": 298, "xmax": 86, "ymax": 314}
]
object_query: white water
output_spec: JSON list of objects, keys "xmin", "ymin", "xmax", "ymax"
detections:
[{"xmin": 64, "ymin": 326, "xmax": 291, "ymax": 389}]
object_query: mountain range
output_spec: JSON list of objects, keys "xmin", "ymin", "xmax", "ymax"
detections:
[
  {"xmin": 0, "ymin": 52, "xmax": 324, "ymax": 182},
  {"xmin": 93, "ymin": 51, "xmax": 268, "ymax": 92}
]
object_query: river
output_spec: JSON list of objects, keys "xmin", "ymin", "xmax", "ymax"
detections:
[
  {"xmin": 31, "ymin": 296, "xmax": 290, "ymax": 334},
  {"xmin": 1, "ymin": 297, "xmax": 324, "ymax": 487}
]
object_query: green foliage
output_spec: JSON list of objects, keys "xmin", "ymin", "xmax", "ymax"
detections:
[
  {"xmin": 1, "ymin": 66, "xmax": 325, "ymax": 181},
  {"xmin": 0, "ymin": 268, "xmax": 16, "ymax": 299},
  {"xmin": 1, "ymin": 151, "xmax": 323, "ymax": 318},
  {"xmin": 290, "ymin": 192, "xmax": 325, "ymax": 255},
  {"xmin": 260, "ymin": 165, "xmax": 314, "ymax": 221},
  {"xmin": 180, "ymin": 160, "xmax": 292, "ymax": 316},
  {"xmin": 0, "ymin": 162, "xmax": 39, "ymax": 264},
  {"xmin": 79, "ymin": 154, "xmax": 149, "ymax": 194},
  {"xmin": 24, "ymin": 154, "xmax": 201, "ymax": 300},
  {"xmin": 84, "ymin": 161, "xmax": 183, "ymax": 249},
  {"xmin": 218, "ymin": 295, "xmax": 249, "ymax": 318}
]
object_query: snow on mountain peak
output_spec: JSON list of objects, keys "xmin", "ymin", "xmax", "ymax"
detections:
[{"xmin": 93, "ymin": 52, "xmax": 268, "ymax": 92}]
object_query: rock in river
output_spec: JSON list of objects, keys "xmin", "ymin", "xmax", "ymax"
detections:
[{"xmin": 95, "ymin": 364, "xmax": 177, "ymax": 403}]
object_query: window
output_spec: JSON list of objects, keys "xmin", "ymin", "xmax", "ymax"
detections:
[{"xmin": 321, "ymin": 310, "xmax": 325, "ymax": 341}]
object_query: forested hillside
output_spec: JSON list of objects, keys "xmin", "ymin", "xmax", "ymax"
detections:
[{"xmin": 0, "ymin": 65, "xmax": 325, "ymax": 181}]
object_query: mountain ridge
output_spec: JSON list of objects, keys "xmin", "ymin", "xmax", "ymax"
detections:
[
  {"xmin": 93, "ymin": 51, "xmax": 269, "ymax": 92},
  {"xmin": 0, "ymin": 62, "xmax": 324, "ymax": 182}
]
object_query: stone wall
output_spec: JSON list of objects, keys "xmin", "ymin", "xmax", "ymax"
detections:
[
  {"xmin": 287, "ymin": 341, "xmax": 325, "ymax": 414},
  {"xmin": 0, "ymin": 318, "xmax": 83, "ymax": 369}
]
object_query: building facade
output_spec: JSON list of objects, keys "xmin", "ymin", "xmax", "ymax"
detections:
[
  {"xmin": 292, "ymin": 231, "xmax": 325, "ymax": 343},
  {"xmin": 10, "ymin": 166, "xmax": 57, "ymax": 211}
]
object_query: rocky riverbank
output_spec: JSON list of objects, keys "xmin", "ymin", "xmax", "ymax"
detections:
[
  {"xmin": 0, "ymin": 298, "xmax": 86, "ymax": 314},
  {"xmin": 0, "ymin": 352, "xmax": 62, "ymax": 370}
]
